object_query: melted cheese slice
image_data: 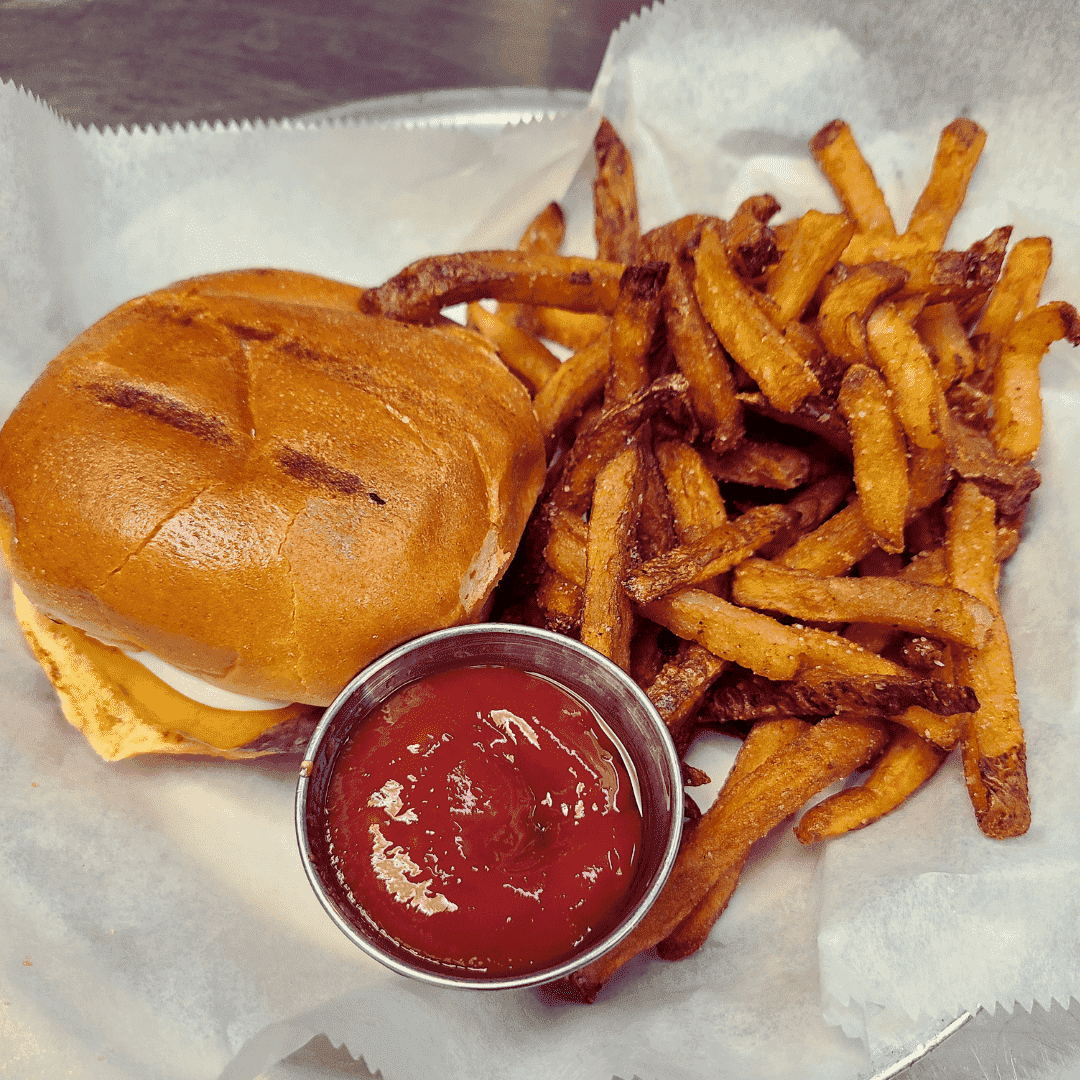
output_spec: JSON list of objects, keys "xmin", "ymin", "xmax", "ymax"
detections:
[{"xmin": 11, "ymin": 584, "xmax": 313, "ymax": 761}]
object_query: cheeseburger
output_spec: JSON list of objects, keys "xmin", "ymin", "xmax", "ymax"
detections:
[{"xmin": 0, "ymin": 268, "xmax": 546, "ymax": 760}]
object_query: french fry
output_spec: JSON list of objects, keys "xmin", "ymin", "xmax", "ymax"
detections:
[
  {"xmin": 904, "ymin": 118, "xmax": 987, "ymax": 250},
  {"xmin": 640, "ymin": 214, "xmax": 714, "ymax": 263},
  {"xmin": 645, "ymin": 642, "xmax": 728, "ymax": 742},
  {"xmin": 945, "ymin": 481, "xmax": 1029, "ymax": 838},
  {"xmin": 642, "ymin": 588, "xmax": 908, "ymax": 682},
  {"xmin": 655, "ymin": 440, "xmax": 728, "ymax": 542},
  {"xmin": 361, "ymin": 250, "xmax": 625, "ymax": 323},
  {"xmin": 737, "ymin": 389, "xmax": 854, "ymax": 458},
  {"xmin": 495, "ymin": 200, "xmax": 567, "ymax": 328},
  {"xmin": 593, "ymin": 118, "xmax": 641, "ymax": 263},
  {"xmin": 817, "ymin": 262, "xmax": 908, "ymax": 366},
  {"xmin": 703, "ymin": 439, "xmax": 812, "ymax": 490},
  {"xmin": 972, "ymin": 235, "xmax": 1053, "ymax": 345},
  {"xmin": 764, "ymin": 209, "xmax": 856, "ymax": 325},
  {"xmin": 794, "ymin": 727, "xmax": 947, "ymax": 843},
  {"xmin": 543, "ymin": 508, "xmax": 588, "ymax": 588},
  {"xmin": 693, "ymin": 224, "xmax": 821, "ymax": 412},
  {"xmin": 916, "ymin": 301, "xmax": 978, "ymax": 388},
  {"xmin": 625, "ymin": 504, "xmax": 797, "ymax": 605},
  {"xmin": 723, "ymin": 195, "xmax": 781, "ymax": 279},
  {"xmin": 772, "ymin": 500, "xmax": 876, "ymax": 575},
  {"xmin": 893, "ymin": 227, "xmax": 1010, "ymax": 302},
  {"xmin": 990, "ymin": 301, "xmax": 1080, "ymax": 461},
  {"xmin": 531, "ymin": 327, "xmax": 611, "ymax": 451},
  {"xmin": 580, "ymin": 446, "xmax": 646, "ymax": 670},
  {"xmin": 837, "ymin": 364, "xmax": 909, "ymax": 554},
  {"xmin": 548, "ymin": 373, "xmax": 689, "ymax": 516},
  {"xmin": 656, "ymin": 717, "xmax": 811, "ymax": 960},
  {"xmin": 606, "ymin": 262, "xmax": 669, "ymax": 402},
  {"xmin": 518, "ymin": 306, "xmax": 610, "ymax": 351},
  {"xmin": 730, "ymin": 557, "xmax": 994, "ymax": 649},
  {"xmin": 517, "ymin": 200, "xmax": 565, "ymax": 253},
  {"xmin": 566, "ymin": 715, "xmax": 889, "ymax": 998},
  {"xmin": 662, "ymin": 257, "xmax": 745, "ymax": 451},
  {"xmin": 702, "ymin": 671, "xmax": 975, "ymax": 733},
  {"xmin": 809, "ymin": 119, "xmax": 896, "ymax": 236},
  {"xmin": 637, "ymin": 441, "xmax": 680, "ymax": 560},
  {"xmin": 946, "ymin": 412, "xmax": 1041, "ymax": 516},
  {"xmin": 534, "ymin": 566, "xmax": 582, "ymax": 635},
  {"xmin": 865, "ymin": 302, "xmax": 948, "ymax": 451},
  {"xmin": 465, "ymin": 301, "xmax": 561, "ymax": 392}
]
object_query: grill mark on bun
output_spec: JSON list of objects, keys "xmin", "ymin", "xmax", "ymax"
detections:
[
  {"xmin": 223, "ymin": 320, "xmax": 278, "ymax": 342},
  {"xmin": 83, "ymin": 382, "xmax": 234, "ymax": 446},
  {"xmin": 277, "ymin": 445, "xmax": 386, "ymax": 503}
]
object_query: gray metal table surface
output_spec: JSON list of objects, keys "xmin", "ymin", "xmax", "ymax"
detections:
[{"xmin": 2, "ymin": 2, "xmax": 1080, "ymax": 1079}]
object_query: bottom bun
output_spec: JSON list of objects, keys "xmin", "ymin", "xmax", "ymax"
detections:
[{"xmin": 12, "ymin": 584, "xmax": 321, "ymax": 761}]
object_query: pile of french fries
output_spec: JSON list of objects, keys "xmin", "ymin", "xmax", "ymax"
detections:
[{"xmin": 362, "ymin": 116, "xmax": 1080, "ymax": 1001}]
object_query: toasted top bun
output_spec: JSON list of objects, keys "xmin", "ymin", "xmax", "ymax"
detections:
[{"xmin": 0, "ymin": 269, "xmax": 546, "ymax": 707}]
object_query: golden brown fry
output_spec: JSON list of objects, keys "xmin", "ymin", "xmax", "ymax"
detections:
[
  {"xmin": 593, "ymin": 117, "xmax": 641, "ymax": 263},
  {"xmin": 567, "ymin": 714, "xmax": 889, "ymax": 998},
  {"xmin": 496, "ymin": 200, "xmax": 568, "ymax": 326},
  {"xmin": 466, "ymin": 301, "xmax": 561, "ymax": 392},
  {"xmin": 731, "ymin": 557, "xmax": 994, "ymax": 649},
  {"xmin": 972, "ymin": 235, "xmax": 1053, "ymax": 344},
  {"xmin": 866, "ymin": 302, "xmax": 949, "ymax": 451},
  {"xmin": 904, "ymin": 118, "xmax": 987, "ymax": 250},
  {"xmin": 703, "ymin": 439, "xmax": 812, "ymax": 490},
  {"xmin": 607, "ymin": 262, "xmax": 669, "ymax": 402},
  {"xmin": 517, "ymin": 306, "xmax": 610, "ymax": 351},
  {"xmin": 517, "ymin": 200, "xmax": 565, "ymax": 253},
  {"xmin": 837, "ymin": 364, "xmax": 909, "ymax": 554},
  {"xmin": 693, "ymin": 225, "xmax": 821, "ymax": 412},
  {"xmin": 946, "ymin": 412, "xmax": 1042, "ymax": 516},
  {"xmin": 893, "ymin": 226, "xmax": 1010, "ymax": 303},
  {"xmin": 810, "ymin": 119, "xmax": 896, "ymax": 236},
  {"xmin": 765, "ymin": 210, "xmax": 856, "ymax": 325},
  {"xmin": 360, "ymin": 250, "xmax": 625, "ymax": 323},
  {"xmin": 916, "ymin": 301, "xmax": 977, "ymax": 388},
  {"xmin": 817, "ymin": 262, "xmax": 908, "ymax": 366},
  {"xmin": 640, "ymin": 214, "xmax": 714, "ymax": 262},
  {"xmin": 531, "ymin": 327, "xmax": 611, "ymax": 451},
  {"xmin": 756, "ymin": 473, "xmax": 854, "ymax": 560},
  {"xmin": 724, "ymin": 195, "xmax": 781, "ymax": 279},
  {"xmin": 645, "ymin": 642, "xmax": 728, "ymax": 737},
  {"xmin": 841, "ymin": 229, "xmax": 938, "ymax": 266},
  {"xmin": 549, "ymin": 373, "xmax": 689, "ymax": 516},
  {"xmin": 543, "ymin": 508, "xmax": 588, "ymax": 588},
  {"xmin": 794, "ymin": 726, "xmax": 947, "ymax": 843},
  {"xmin": 625, "ymin": 504, "xmax": 797, "ymax": 605},
  {"xmin": 655, "ymin": 440, "xmax": 728, "ymax": 542},
  {"xmin": 703, "ymin": 671, "xmax": 975, "ymax": 728},
  {"xmin": 945, "ymin": 481, "xmax": 1030, "ymax": 838},
  {"xmin": 772, "ymin": 500, "xmax": 876, "ymax": 575},
  {"xmin": 637, "ymin": 441, "xmax": 680, "ymax": 560},
  {"xmin": 642, "ymin": 589, "xmax": 906, "ymax": 682},
  {"xmin": 991, "ymin": 301, "xmax": 1080, "ymax": 461},
  {"xmin": 662, "ymin": 256, "xmax": 744, "ymax": 451},
  {"xmin": 580, "ymin": 446, "xmax": 645, "ymax": 670},
  {"xmin": 534, "ymin": 566, "xmax": 583, "ymax": 635},
  {"xmin": 657, "ymin": 716, "xmax": 811, "ymax": 960}
]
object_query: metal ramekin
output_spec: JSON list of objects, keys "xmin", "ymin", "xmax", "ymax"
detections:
[{"xmin": 295, "ymin": 622, "xmax": 683, "ymax": 991}]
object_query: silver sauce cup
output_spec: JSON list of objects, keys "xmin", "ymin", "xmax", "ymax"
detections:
[{"xmin": 295, "ymin": 622, "xmax": 684, "ymax": 991}]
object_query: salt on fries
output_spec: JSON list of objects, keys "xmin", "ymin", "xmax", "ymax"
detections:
[{"xmin": 360, "ymin": 116, "xmax": 1080, "ymax": 1001}]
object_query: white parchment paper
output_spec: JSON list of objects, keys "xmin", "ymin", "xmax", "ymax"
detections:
[{"xmin": 2, "ymin": 1, "xmax": 1080, "ymax": 1077}]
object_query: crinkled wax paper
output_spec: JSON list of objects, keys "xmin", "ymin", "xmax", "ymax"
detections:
[{"xmin": 3, "ymin": 0, "xmax": 1080, "ymax": 1078}]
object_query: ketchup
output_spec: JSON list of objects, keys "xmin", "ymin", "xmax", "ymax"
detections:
[{"xmin": 322, "ymin": 665, "xmax": 643, "ymax": 977}]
